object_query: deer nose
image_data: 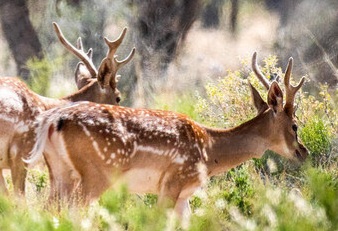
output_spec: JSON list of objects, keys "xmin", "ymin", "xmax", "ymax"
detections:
[{"xmin": 295, "ymin": 143, "xmax": 308, "ymax": 162}]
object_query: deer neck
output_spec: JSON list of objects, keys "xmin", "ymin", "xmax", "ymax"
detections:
[
  {"xmin": 35, "ymin": 96, "xmax": 66, "ymax": 110},
  {"xmin": 205, "ymin": 111, "xmax": 272, "ymax": 176},
  {"xmin": 37, "ymin": 80, "xmax": 101, "ymax": 110},
  {"xmin": 62, "ymin": 80, "xmax": 104, "ymax": 103}
]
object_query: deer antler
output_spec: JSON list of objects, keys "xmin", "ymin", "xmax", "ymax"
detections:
[
  {"xmin": 97, "ymin": 27, "xmax": 135, "ymax": 88},
  {"xmin": 104, "ymin": 27, "xmax": 127, "ymax": 60},
  {"xmin": 252, "ymin": 52, "xmax": 270, "ymax": 90},
  {"xmin": 53, "ymin": 22, "xmax": 97, "ymax": 77},
  {"xmin": 104, "ymin": 28, "xmax": 136, "ymax": 72},
  {"xmin": 76, "ymin": 37, "xmax": 93, "ymax": 61},
  {"xmin": 283, "ymin": 58, "xmax": 305, "ymax": 116}
]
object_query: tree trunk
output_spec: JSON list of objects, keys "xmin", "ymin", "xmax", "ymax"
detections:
[
  {"xmin": 129, "ymin": 0, "xmax": 203, "ymax": 107},
  {"xmin": 230, "ymin": 0, "xmax": 238, "ymax": 34},
  {"xmin": 201, "ymin": 0, "xmax": 224, "ymax": 28},
  {"xmin": 265, "ymin": 0, "xmax": 300, "ymax": 26},
  {"xmin": 0, "ymin": 0, "xmax": 43, "ymax": 80}
]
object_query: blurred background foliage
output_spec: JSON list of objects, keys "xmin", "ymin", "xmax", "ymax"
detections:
[
  {"xmin": 1, "ymin": 0, "xmax": 337, "ymax": 106},
  {"xmin": 0, "ymin": 0, "xmax": 338, "ymax": 230}
]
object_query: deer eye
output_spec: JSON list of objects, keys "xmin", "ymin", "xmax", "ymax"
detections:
[
  {"xmin": 292, "ymin": 124, "xmax": 298, "ymax": 132},
  {"xmin": 116, "ymin": 97, "xmax": 121, "ymax": 104}
]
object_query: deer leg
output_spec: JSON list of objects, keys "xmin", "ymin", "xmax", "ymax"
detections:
[
  {"xmin": 11, "ymin": 147, "xmax": 28, "ymax": 195},
  {"xmin": 0, "ymin": 169, "xmax": 8, "ymax": 194},
  {"xmin": 46, "ymin": 153, "xmax": 82, "ymax": 205},
  {"xmin": 174, "ymin": 198, "xmax": 191, "ymax": 218},
  {"xmin": 46, "ymin": 159, "xmax": 81, "ymax": 205},
  {"xmin": 174, "ymin": 198, "xmax": 192, "ymax": 229},
  {"xmin": 10, "ymin": 160, "xmax": 27, "ymax": 195},
  {"xmin": 158, "ymin": 181, "xmax": 192, "ymax": 228},
  {"xmin": 158, "ymin": 172, "xmax": 182, "ymax": 209},
  {"xmin": 8, "ymin": 143, "xmax": 28, "ymax": 195}
]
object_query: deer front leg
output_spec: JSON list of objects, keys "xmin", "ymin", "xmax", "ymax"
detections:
[
  {"xmin": 175, "ymin": 198, "xmax": 192, "ymax": 229},
  {"xmin": 10, "ymin": 159, "xmax": 27, "ymax": 195},
  {"xmin": 158, "ymin": 180, "xmax": 193, "ymax": 229},
  {"xmin": 8, "ymin": 143, "xmax": 28, "ymax": 195},
  {"xmin": 0, "ymin": 169, "xmax": 8, "ymax": 194},
  {"xmin": 158, "ymin": 172, "xmax": 182, "ymax": 209},
  {"xmin": 174, "ymin": 198, "xmax": 191, "ymax": 218}
]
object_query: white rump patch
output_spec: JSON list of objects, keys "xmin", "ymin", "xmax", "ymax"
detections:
[{"xmin": 0, "ymin": 87, "xmax": 24, "ymax": 113}]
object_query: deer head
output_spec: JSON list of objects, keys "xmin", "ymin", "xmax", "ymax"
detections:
[
  {"xmin": 53, "ymin": 22, "xmax": 135, "ymax": 105},
  {"xmin": 250, "ymin": 52, "xmax": 308, "ymax": 161}
]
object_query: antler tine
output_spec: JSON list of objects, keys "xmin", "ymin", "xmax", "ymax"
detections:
[
  {"xmin": 86, "ymin": 48, "xmax": 93, "ymax": 60},
  {"xmin": 115, "ymin": 47, "xmax": 136, "ymax": 70},
  {"xmin": 53, "ymin": 22, "xmax": 97, "ymax": 77},
  {"xmin": 283, "ymin": 57, "xmax": 293, "ymax": 88},
  {"xmin": 76, "ymin": 37, "xmax": 93, "ymax": 60},
  {"xmin": 76, "ymin": 37, "xmax": 83, "ymax": 50},
  {"xmin": 97, "ymin": 27, "xmax": 134, "ymax": 89},
  {"xmin": 104, "ymin": 27, "xmax": 128, "ymax": 60},
  {"xmin": 252, "ymin": 52, "xmax": 270, "ymax": 90},
  {"xmin": 283, "ymin": 57, "xmax": 305, "ymax": 115}
]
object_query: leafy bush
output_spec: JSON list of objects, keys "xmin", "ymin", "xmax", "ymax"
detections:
[
  {"xmin": 305, "ymin": 167, "xmax": 338, "ymax": 229},
  {"xmin": 26, "ymin": 57, "xmax": 53, "ymax": 96},
  {"xmin": 100, "ymin": 186, "xmax": 169, "ymax": 230},
  {"xmin": 297, "ymin": 84, "xmax": 337, "ymax": 166},
  {"xmin": 219, "ymin": 164, "xmax": 255, "ymax": 216},
  {"xmin": 26, "ymin": 56, "xmax": 68, "ymax": 97},
  {"xmin": 299, "ymin": 117, "xmax": 332, "ymax": 165},
  {"xmin": 27, "ymin": 169, "xmax": 48, "ymax": 193},
  {"xmin": 154, "ymin": 92, "xmax": 201, "ymax": 121},
  {"xmin": 195, "ymin": 55, "xmax": 281, "ymax": 128}
]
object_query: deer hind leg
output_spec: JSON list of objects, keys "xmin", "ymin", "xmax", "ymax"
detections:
[
  {"xmin": 45, "ymin": 156, "xmax": 81, "ymax": 206},
  {"xmin": 42, "ymin": 129, "xmax": 82, "ymax": 206}
]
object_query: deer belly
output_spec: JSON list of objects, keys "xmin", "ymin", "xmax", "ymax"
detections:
[{"xmin": 117, "ymin": 168, "xmax": 163, "ymax": 194}]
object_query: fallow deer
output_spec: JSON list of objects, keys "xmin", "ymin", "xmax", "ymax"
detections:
[
  {"xmin": 26, "ymin": 53, "xmax": 308, "ymax": 218},
  {"xmin": 0, "ymin": 22, "xmax": 135, "ymax": 194}
]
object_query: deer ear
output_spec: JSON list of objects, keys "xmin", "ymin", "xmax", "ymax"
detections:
[
  {"xmin": 248, "ymin": 82, "xmax": 268, "ymax": 113},
  {"xmin": 267, "ymin": 81, "xmax": 284, "ymax": 113},
  {"xmin": 74, "ymin": 62, "xmax": 92, "ymax": 89},
  {"xmin": 97, "ymin": 58, "xmax": 114, "ymax": 89}
]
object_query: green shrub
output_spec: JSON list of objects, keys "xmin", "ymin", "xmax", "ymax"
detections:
[
  {"xmin": 27, "ymin": 169, "xmax": 48, "ymax": 193},
  {"xmin": 154, "ymin": 92, "xmax": 200, "ymax": 121},
  {"xmin": 195, "ymin": 55, "xmax": 282, "ymax": 128},
  {"xmin": 100, "ymin": 186, "xmax": 169, "ymax": 230},
  {"xmin": 299, "ymin": 117, "xmax": 332, "ymax": 165},
  {"xmin": 26, "ymin": 57, "xmax": 53, "ymax": 96},
  {"xmin": 305, "ymin": 167, "xmax": 338, "ymax": 229}
]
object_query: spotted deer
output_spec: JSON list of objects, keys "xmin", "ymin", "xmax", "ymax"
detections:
[
  {"xmin": 26, "ymin": 53, "xmax": 308, "ymax": 218},
  {"xmin": 0, "ymin": 22, "xmax": 135, "ymax": 194}
]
